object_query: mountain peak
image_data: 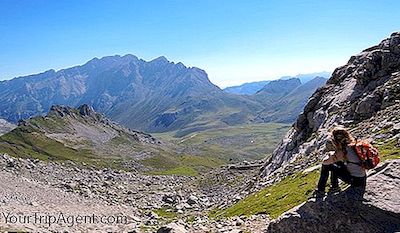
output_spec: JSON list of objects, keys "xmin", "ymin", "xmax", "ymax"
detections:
[
  {"xmin": 48, "ymin": 104, "xmax": 102, "ymax": 122},
  {"xmin": 77, "ymin": 104, "xmax": 97, "ymax": 118},
  {"xmin": 84, "ymin": 54, "xmax": 139, "ymax": 68},
  {"xmin": 49, "ymin": 105, "xmax": 74, "ymax": 118},
  {"xmin": 122, "ymin": 54, "xmax": 139, "ymax": 61},
  {"xmin": 306, "ymin": 76, "xmax": 328, "ymax": 84},
  {"xmin": 150, "ymin": 56, "xmax": 169, "ymax": 64}
]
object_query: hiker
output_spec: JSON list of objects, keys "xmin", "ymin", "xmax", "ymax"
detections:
[{"xmin": 314, "ymin": 127, "xmax": 368, "ymax": 198}]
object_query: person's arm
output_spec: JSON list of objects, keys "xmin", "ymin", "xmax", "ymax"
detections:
[{"xmin": 322, "ymin": 151, "xmax": 337, "ymax": 165}]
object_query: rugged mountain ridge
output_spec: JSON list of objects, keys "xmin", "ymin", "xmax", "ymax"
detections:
[
  {"xmin": 0, "ymin": 56, "xmax": 329, "ymax": 136},
  {"xmin": 224, "ymin": 81, "xmax": 270, "ymax": 95},
  {"xmin": 255, "ymin": 78, "xmax": 302, "ymax": 101},
  {"xmin": 0, "ymin": 104, "xmax": 167, "ymax": 171},
  {"xmin": 0, "ymin": 55, "xmax": 263, "ymax": 134},
  {"xmin": 279, "ymin": 71, "xmax": 331, "ymax": 83},
  {"xmin": 223, "ymin": 72, "xmax": 330, "ymax": 95},
  {"xmin": 256, "ymin": 77, "xmax": 327, "ymax": 123},
  {"xmin": 261, "ymin": 32, "xmax": 400, "ymax": 178}
]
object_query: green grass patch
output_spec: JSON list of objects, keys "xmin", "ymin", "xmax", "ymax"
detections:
[
  {"xmin": 0, "ymin": 126, "xmax": 127, "ymax": 170},
  {"xmin": 141, "ymin": 154, "xmax": 181, "ymax": 170},
  {"xmin": 153, "ymin": 207, "xmax": 178, "ymax": 220},
  {"xmin": 185, "ymin": 215, "xmax": 196, "ymax": 224},
  {"xmin": 211, "ymin": 170, "xmax": 319, "ymax": 219},
  {"xmin": 109, "ymin": 135, "xmax": 131, "ymax": 145},
  {"xmin": 154, "ymin": 123, "xmax": 291, "ymax": 163},
  {"xmin": 375, "ymin": 138, "xmax": 400, "ymax": 161},
  {"xmin": 180, "ymin": 155, "xmax": 224, "ymax": 172},
  {"xmin": 29, "ymin": 116, "xmax": 69, "ymax": 133}
]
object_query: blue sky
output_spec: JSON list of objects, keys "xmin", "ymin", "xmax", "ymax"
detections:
[{"xmin": 1, "ymin": 0, "xmax": 399, "ymax": 88}]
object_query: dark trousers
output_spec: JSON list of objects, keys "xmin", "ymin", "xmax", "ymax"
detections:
[{"xmin": 317, "ymin": 162, "xmax": 366, "ymax": 192}]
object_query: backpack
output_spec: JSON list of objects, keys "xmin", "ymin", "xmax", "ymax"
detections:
[{"xmin": 349, "ymin": 140, "xmax": 380, "ymax": 169}]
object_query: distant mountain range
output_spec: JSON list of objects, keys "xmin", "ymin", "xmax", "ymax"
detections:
[
  {"xmin": 223, "ymin": 81, "xmax": 270, "ymax": 95},
  {"xmin": 255, "ymin": 76, "xmax": 328, "ymax": 123},
  {"xmin": 0, "ymin": 55, "xmax": 264, "ymax": 135},
  {"xmin": 0, "ymin": 55, "xmax": 328, "ymax": 135},
  {"xmin": 279, "ymin": 71, "xmax": 331, "ymax": 83},
  {"xmin": 223, "ymin": 71, "xmax": 330, "ymax": 95}
]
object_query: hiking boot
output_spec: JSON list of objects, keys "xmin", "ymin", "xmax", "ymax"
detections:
[
  {"xmin": 312, "ymin": 189, "xmax": 325, "ymax": 200},
  {"xmin": 328, "ymin": 186, "xmax": 341, "ymax": 195}
]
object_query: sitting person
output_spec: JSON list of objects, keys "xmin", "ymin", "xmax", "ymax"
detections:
[{"xmin": 314, "ymin": 127, "xmax": 367, "ymax": 198}]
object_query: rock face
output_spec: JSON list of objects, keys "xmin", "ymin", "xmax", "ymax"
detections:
[
  {"xmin": 267, "ymin": 159, "xmax": 400, "ymax": 233},
  {"xmin": 261, "ymin": 32, "xmax": 400, "ymax": 178},
  {"xmin": 0, "ymin": 119, "xmax": 16, "ymax": 136}
]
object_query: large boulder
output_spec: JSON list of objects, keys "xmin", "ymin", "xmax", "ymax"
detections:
[{"xmin": 267, "ymin": 159, "xmax": 400, "ymax": 233}]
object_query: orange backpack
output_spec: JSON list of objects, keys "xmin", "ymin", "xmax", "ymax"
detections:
[{"xmin": 350, "ymin": 140, "xmax": 380, "ymax": 169}]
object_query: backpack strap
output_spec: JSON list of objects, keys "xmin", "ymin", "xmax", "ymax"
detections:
[{"xmin": 344, "ymin": 140, "xmax": 363, "ymax": 167}]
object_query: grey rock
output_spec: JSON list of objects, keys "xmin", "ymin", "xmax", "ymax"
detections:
[
  {"xmin": 393, "ymin": 123, "xmax": 400, "ymax": 133},
  {"xmin": 187, "ymin": 195, "xmax": 198, "ymax": 205},
  {"xmin": 157, "ymin": 223, "xmax": 187, "ymax": 233},
  {"xmin": 162, "ymin": 193, "xmax": 179, "ymax": 204},
  {"xmin": 267, "ymin": 160, "xmax": 400, "ymax": 233}
]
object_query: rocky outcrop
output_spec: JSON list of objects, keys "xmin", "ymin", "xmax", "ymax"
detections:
[
  {"xmin": 0, "ymin": 119, "xmax": 16, "ymax": 136},
  {"xmin": 260, "ymin": 32, "xmax": 400, "ymax": 178},
  {"xmin": 0, "ymin": 105, "xmax": 161, "ymax": 172},
  {"xmin": 267, "ymin": 159, "xmax": 400, "ymax": 233},
  {"xmin": 48, "ymin": 104, "xmax": 102, "ymax": 121}
]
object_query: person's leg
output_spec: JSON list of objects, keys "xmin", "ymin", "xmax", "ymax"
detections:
[
  {"xmin": 317, "ymin": 164, "xmax": 333, "ymax": 192},
  {"xmin": 330, "ymin": 167, "xmax": 339, "ymax": 189},
  {"xmin": 350, "ymin": 176, "xmax": 367, "ymax": 199},
  {"xmin": 331, "ymin": 162, "xmax": 353, "ymax": 184}
]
